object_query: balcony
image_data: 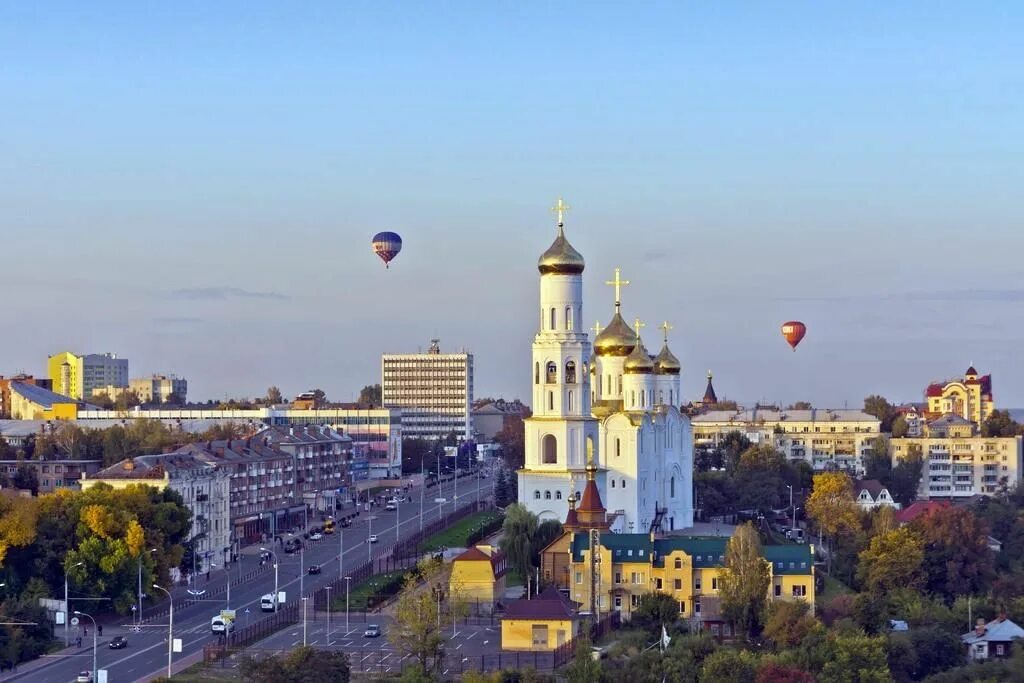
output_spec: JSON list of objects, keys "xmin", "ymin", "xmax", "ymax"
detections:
[{"xmin": 196, "ymin": 493, "xmax": 209, "ymax": 502}]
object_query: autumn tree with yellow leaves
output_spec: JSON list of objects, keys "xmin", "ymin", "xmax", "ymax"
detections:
[{"xmin": 805, "ymin": 472, "xmax": 861, "ymax": 573}]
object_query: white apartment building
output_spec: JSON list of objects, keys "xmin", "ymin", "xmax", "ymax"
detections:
[
  {"xmin": 890, "ymin": 415, "xmax": 1023, "ymax": 499},
  {"xmin": 691, "ymin": 408, "xmax": 882, "ymax": 475},
  {"xmin": 382, "ymin": 340, "xmax": 473, "ymax": 443}
]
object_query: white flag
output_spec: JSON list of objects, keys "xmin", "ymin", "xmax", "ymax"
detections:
[{"xmin": 661, "ymin": 625, "xmax": 671, "ymax": 649}]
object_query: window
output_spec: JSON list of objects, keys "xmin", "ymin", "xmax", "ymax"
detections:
[
  {"xmin": 546, "ymin": 362, "xmax": 557, "ymax": 384},
  {"xmin": 632, "ymin": 572, "xmax": 644, "ymax": 585},
  {"xmin": 565, "ymin": 306, "xmax": 573, "ymax": 331},
  {"xmin": 631, "ymin": 594, "xmax": 641, "ymax": 608},
  {"xmin": 678, "ymin": 600, "xmax": 686, "ymax": 614},
  {"xmin": 615, "ymin": 438, "xmax": 621, "ymax": 457},
  {"xmin": 532, "ymin": 624, "xmax": 549, "ymax": 647},
  {"xmin": 674, "ymin": 557, "xmax": 682, "ymax": 569},
  {"xmin": 621, "ymin": 479, "xmax": 626, "ymax": 488},
  {"xmin": 674, "ymin": 579, "xmax": 682, "ymax": 590},
  {"xmin": 792, "ymin": 585, "xmax": 807, "ymax": 597},
  {"xmin": 694, "ymin": 598, "xmax": 701, "ymax": 615},
  {"xmin": 614, "ymin": 596, "xmax": 622, "ymax": 609},
  {"xmin": 542, "ymin": 435, "xmax": 557, "ymax": 464},
  {"xmin": 655, "ymin": 578, "xmax": 663, "ymax": 590},
  {"xmin": 565, "ymin": 360, "xmax": 577, "ymax": 384},
  {"xmin": 694, "ymin": 577, "xmax": 702, "ymax": 590},
  {"xmin": 670, "ymin": 476, "xmax": 675, "ymax": 498},
  {"xmin": 534, "ymin": 491, "xmax": 541, "ymax": 500},
  {"xmin": 555, "ymin": 491, "xmax": 562, "ymax": 500},
  {"xmin": 549, "ymin": 308, "xmax": 556, "ymax": 331},
  {"xmin": 575, "ymin": 572, "xmax": 582, "ymax": 585},
  {"xmin": 568, "ymin": 391, "xmax": 573, "ymax": 411},
  {"xmin": 774, "ymin": 584, "xmax": 781, "ymax": 597},
  {"xmin": 545, "ymin": 490, "xmax": 551, "ymax": 499},
  {"xmin": 611, "ymin": 479, "xmax": 616, "ymax": 488},
  {"xmin": 997, "ymin": 644, "xmax": 1006, "ymax": 656},
  {"xmin": 615, "ymin": 572, "xmax": 622, "ymax": 584},
  {"xmin": 711, "ymin": 578, "xmax": 718, "ymax": 591},
  {"xmin": 534, "ymin": 362, "xmax": 539, "ymax": 385}
]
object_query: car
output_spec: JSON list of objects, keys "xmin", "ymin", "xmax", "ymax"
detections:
[
  {"xmin": 108, "ymin": 636, "xmax": 128, "ymax": 649},
  {"xmin": 384, "ymin": 503, "xmax": 396, "ymax": 511},
  {"xmin": 76, "ymin": 672, "xmax": 93, "ymax": 683},
  {"xmin": 309, "ymin": 532, "xmax": 324, "ymax": 541},
  {"xmin": 307, "ymin": 564, "xmax": 322, "ymax": 575},
  {"xmin": 364, "ymin": 625, "xmax": 382, "ymax": 638},
  {"xmin": 368, "ymin": 534, "xmax": 379, "ymax": 543}
]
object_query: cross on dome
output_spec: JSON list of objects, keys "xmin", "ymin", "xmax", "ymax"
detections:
[
  {"xmin": 634, "ymin": 318, "xmax": 646, "ymax": 337},
  {"xmin": 660, "ymin": 321, "xmax": 673, "ymax": 343},
  {"xmin": 592, "ymin": 321, "xmax": 603, "ymax": 337},
  {"xmin": 551, "ymin": 197, "xmax": 570, "ymax": 228},
  {"xmin": 604, "ymin": 267, "xmax": 630, "ymax": 311}
]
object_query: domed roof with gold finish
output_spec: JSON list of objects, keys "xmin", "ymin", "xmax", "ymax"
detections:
[
  {"xmin": 624, "ymin": 336, "xmax": 655, "ymax": 373},
  {"xmin": 654, "ymin": 343, "xmax": 681, "ymax": 375},
  {"xmin": 538, "ymin": 226, "xmax": 585, "ymax": 275},
  {"xmin": 593, "ymin": 312, "xmax": 637, "ymax": 356}
]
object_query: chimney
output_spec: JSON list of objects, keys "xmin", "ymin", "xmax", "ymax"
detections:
[{"xmin": 976, "ymin": 618, "xmax": 987, "ymax": 636}]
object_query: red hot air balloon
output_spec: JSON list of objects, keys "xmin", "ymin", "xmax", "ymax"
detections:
[
  {"xmin": 781, "ymin": 321, "xmax": 807, "ymax": 351},
  {"xmin": 371, "ymin": 231, "xmax": 403, "ymax": 268}
]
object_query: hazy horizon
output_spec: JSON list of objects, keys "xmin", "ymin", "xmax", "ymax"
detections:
[{"xmin": 2, "ymin": 3, "xmax": 1022, "ymax": 407}]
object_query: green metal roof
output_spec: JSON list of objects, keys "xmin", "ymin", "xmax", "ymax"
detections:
[{"xmin": 763, "ymin": 544, "xmax": 815, "ymax": 575}]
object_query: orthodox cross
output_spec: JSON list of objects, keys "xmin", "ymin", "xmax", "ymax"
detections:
[
  {"xmin": 592, "ymin": 321, "xmax": 603, "ymax": 338},
  {"xmin": 634, "ymin": 318, "xmax": 646, "ymax": 338},
  {"xmin": 604, "ymin": 267, "xmax": 630, "ymax": 311},
  {"xmin": 551, "ymin": 197, "xmax": 570, "ymax": 227},
  {"xmin": 660, "ymin": 321, "xmax": 673, "ymax": 343}
]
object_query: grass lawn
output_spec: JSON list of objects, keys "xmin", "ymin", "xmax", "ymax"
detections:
[
  {"xmin": 819, "ymin": 573, "xmax": 854, "ymax": 601},
  {"xmin": 330, "ymin": 570, "xmax": 409, "ymax": 611},
  {"xmin": 420, "ymin": 510, "xmax": 502, "ymax": 552}
]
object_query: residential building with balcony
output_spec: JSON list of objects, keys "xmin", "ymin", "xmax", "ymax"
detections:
[
  {"xmin": 47, "ymin": 351, "xmax": 128, "ymax": 400},
  {"xmin": 691, "ymin": 408, "xmax": 881, "ymax": 476},
  {"xmin": 0, "ymin": 458, "xmax": 102, "ymax": 493},
  {"xmin": 81, "ymin": 453, "xmax": 232, "ymax": 567},
  {"xmin": 890, "ymin": 415, "xmax": 1022, "ymax": 499}
]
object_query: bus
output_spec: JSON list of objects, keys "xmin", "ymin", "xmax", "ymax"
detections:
[{"xmin": 323, "ymin": 519, "xmax": 336, "ymax": 535}]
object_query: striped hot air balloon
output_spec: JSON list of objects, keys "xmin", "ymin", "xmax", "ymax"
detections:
[
  {"xmin": 371, "ymin": 231, "xmax": 403, "ymax": 268},
  {"xmin": 781, "ymin": 321, "xmax": 807, "ymax": 351}
]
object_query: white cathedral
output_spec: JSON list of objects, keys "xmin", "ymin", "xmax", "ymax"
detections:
[{"xmin": 517, "ymin": 202, "xmax": 695, "ymax": 534}]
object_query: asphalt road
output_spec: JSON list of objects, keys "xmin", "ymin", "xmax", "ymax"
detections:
[{"xmin": 14, "ymin": 468, "xmax": 495, "ymax": 683}]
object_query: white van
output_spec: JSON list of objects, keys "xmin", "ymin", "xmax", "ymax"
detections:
[
  {"xmin": 211, "ymin": 616, "xmax": 234, "ymax": 634},
  {"xmin": 260, "ymin": 594, "xmax": 277, "ymax": 612}
]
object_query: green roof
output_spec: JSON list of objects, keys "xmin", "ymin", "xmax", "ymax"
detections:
[{"xmin": 571, "ymin": 532, "xmax": 813, "ymax": 573}]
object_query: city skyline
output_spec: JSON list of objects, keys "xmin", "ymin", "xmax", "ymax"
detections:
[{"xmin": 2, "ymin": 4, "xmax": 1022, "ymax": 405}]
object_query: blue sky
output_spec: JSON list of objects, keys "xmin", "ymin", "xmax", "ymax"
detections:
[{"xmin": 2, "ymin": 3, "xmax": 1022, "ymax": 407}]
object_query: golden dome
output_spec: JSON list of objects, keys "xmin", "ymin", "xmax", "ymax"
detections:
[
  {"xmin": 538, "ymin": 226, "xmax": 585, "ymax": 275},
  {"xmin": 593, "ymin": 312, "xmax": 637, "ymax": 356},
  {"xmin": 654, "ymin": 343, "xmax": 681, "ymax": 375},
  {"xmin": 624, "ymin": 337, "xmax": 654, "ymax": 373}
]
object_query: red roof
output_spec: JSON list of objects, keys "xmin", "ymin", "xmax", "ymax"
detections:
[
  {"xmin": 895, "ymin": 500, "xmax": 951, "ymax": 525},
  {"xmin": 966, "ymin": 365, "xmax": 978, "ymax": 376},
  {"xmin": 577, "ymin": 479, "xmax": 605, "ymax": 513},
  {"xmin": 926, "ymin": 384, "xmax": 944, "ymax": 397}
]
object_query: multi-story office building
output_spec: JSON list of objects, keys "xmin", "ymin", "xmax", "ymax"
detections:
[
  {"xmin": 48, "ymin": 351, "xmax": 128, "ymax": 400},
  {"xmin": 691, "ymin": 408, "xmax": 881, "ymax": 476},
  {"xmin": 891, "ymin": 414, "xmax": 1022, "ymax": 499},
  {"xmin": 82, "ymin": 453, "xmax": 233, "ymax": 568},
  {"xmin": 382, "ymin": 339, "xmax": 473, "ymax": 442},
  {"xmin": 130, "ymin": 375, "xmax": 188, "ymax": 404}
]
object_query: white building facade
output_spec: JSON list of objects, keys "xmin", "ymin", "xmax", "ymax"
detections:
[
  {"xmin": 382, "ymin": 341, "xmax": 473, "ymax": 443},
  {"xmin": 518, "ymin": 204, "xmax": 694, "ymax": 534}
]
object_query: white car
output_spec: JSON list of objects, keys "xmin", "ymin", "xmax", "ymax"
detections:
[
  {"xmin": 309, "ymin": 532, "xmax": 324, "ymax": 541},
  {"xmin": 384, "ymin": 502, "xmax": 397, "ymax": 511},
  {"xmin": 368, "ymin": 534, "xmax": 379, "ymax": 543},
  {"xmin": 76, "ymin": 672, "xmax": 93, "ymax": 683}
]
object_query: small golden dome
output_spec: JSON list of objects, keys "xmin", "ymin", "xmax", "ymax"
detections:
[
  {"xmin": 538, "ymin": 226, "xmax": 585, "ymax": 275},
  {"xmin": 654, "ymin": 343, "xmax": 681, "ymax": 375},
  {"xmin": 624, "ymin": 337, "xmax": 655, "ymax": 373},
  {"xmin": 594, "ymin": 312, "xmax": 636, "ymax": 356}
]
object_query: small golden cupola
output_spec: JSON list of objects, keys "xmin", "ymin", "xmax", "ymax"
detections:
[
  {"xmin": 624, "ymin": 335, "xmax": 655, "ymax": 374},
  {"xmin": 537, "ymin": 199, "xmax": 585, "ymax": 275},
  {"xmin": 594, "ymin": 312, "xmax": 637, "ymax": 356},
  {"xmin": 654, "ymin": 342, "xmax": 681, "ymax": 375}
]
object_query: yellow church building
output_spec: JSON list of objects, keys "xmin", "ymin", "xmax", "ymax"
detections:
[{"xmin": 925, "ymin": 365, "xmax": 994, "ymax": 427}]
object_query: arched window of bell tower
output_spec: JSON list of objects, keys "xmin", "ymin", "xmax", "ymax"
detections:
[
  {"xmin": 534, "ymin": 362, "xmax": 540, "ymax": 385},
  {"xmin": 546, "ymin": 362, "xmax": 557, "ymax": 384},
  {"xmin": 565, "ymin": 361, "xmax": 576, "ymax": 384},
  {"xmin": 565, "ymin": 307, "xmax": 573, "ymax": 331},
  {"xmin": 550, "ymin": 308, "xmax": 556, "ymax": 330},
  {"xmin": 542, "ymin": 435, "xmax": 557, "ymax": 464}
]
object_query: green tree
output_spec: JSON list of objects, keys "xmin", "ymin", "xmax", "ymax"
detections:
[
  {"xmin": 632, "ymin": 592, "xmax": 680, "ymax": 634},
  {"xmin": 856, "ymin": 527, "xmax": 924, "ymax": 594},
  {"xmin": 499, "ymin": 504, "xmax": 538, "ymax": 579},
  {"xmin": 700, "ymin": 648, "xmax": 760, "ymax": 683},
  {"xmin": 912, "ymin": 506, "xmax": 994, "ymax": 600},
  {"xmin": 719, "ymin": 522, "xmax": 770, "ymax": 638},
  {"xmin": 389, "ymin": 559, "xmax": 446, "ymax": 676},
  {"xmin": 734, "ymin": 444, "xmax": 788, "ymax": 515},
  {"xmin": 163, "ymin": 391, "xmax": 184, "ymax": 406},
  {"xmin": 819, "ymin": 633, "xmax": 892, "ymax": 683},
  {"xmin": 720, "ymin": 431, "xmax": 753, "ymax": 472},
  {"xmin": 564, "ymin": 636, "xmax": 601, "ymax": 683},
  {"xmin": 113, "ymin": 389, "xmax": 142, "ymax": 410},
  {"xmin": 887, "ymin": 449, "xmax": 923, "ymax": 507},
  {"xmin": 755, "ymin": 662, "xmax": 816, "ymax": 683},
  {"xmin": 806, "ymin": 472, "xmax": 860, "ymax": 573},
  {"xmin": 91, "ymin": 392, "xmax": 115, "ymax": 409},
  {"xmin": 265, "ymin": 386, "xmax": 284, "ymax": 404},
  {"xmin": 763, "ymin": 600, "xmax": 818, "ymax": 649},
  {"xmin": 357, "ymin": 384, "xmax": 382, "ymax": 408},
  {"xmin": 531, "ymin": 519, "xmax": 563, "ymax": 570},
  {"xmin": 493, "ymin": 468, "xmax": 515, "ymax": 508},
  {"xmin": 981, "ymin": 409, "xmax": 1020, "ymax": 437},
  {"xmin": 890, "ymin": 415, "xmax": 909, "ymax": 438},
  {"xmin": 789, "ymin": 401, "xmax": 813, "ymax": 410},
  {"xmin": 862, "ymin": 436, "xmax": 892, "ymax": 482},
  {"xmin": 11, "ymin": 466, "xmax": 38, "ymax": 495},
  {"xmin": 863, "ymin": 395, "xmax": 896, "ymax": 433},
  {"xmin": 494, "ymin": 410, "xmax": 528, "ymax": 471}
]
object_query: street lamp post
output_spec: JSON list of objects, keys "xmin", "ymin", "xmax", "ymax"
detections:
[
  {"xmin": 260, "ymin": 547, "xmax": 279, "ymax": 612},
  {"xmin": 73, "ymin": 610, "xmax": 97, "ymax": 680},
  {"xmin": 419, "ymin": 456, "xmax": 425, "ymax": 531},
  {"xmin": 299, "ymin": 541, "xmax": 305, "ymax": 600},
  {"xmin": 302, "ymin": 597, "xmax": 308, "ymax": 646},
  {"xmin": 325, "ymin": 586, "xmax": 332, "ymax": 644},
  {"xmin": 137, "ymin": 547, "xmax": 157, "ymax": 626},
  {"xmin": 786, "ymin": 485, "xmax": 796, "ymax": 537},
  {"xmin": 367, "ymin": 515, "xmax": 373, "ymax": 563},
  {"xmin": 344, "ymin": 576, "xmax": 352, "ymax": 631},
  {"xmin": 152, "ymin": 583, "xmax": 173, "ymax": 680},
  {"xmin": 64, "ymin": 560, "xmax": 83, "ymax": 646}
]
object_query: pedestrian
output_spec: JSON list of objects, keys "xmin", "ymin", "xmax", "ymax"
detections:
[
  {"xmin": 98, "ymin": 624, "xmax": 103, "ymax": 637},
  {"xmin": 76, "ymin": 636, "xmax": 82, "ymax": 648}
]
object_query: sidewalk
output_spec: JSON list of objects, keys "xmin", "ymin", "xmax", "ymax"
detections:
[{"xmin": 0, "ymin": 642, "xmax": 89, "ymax": 682}]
